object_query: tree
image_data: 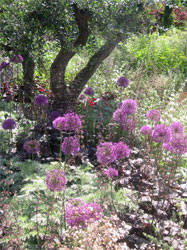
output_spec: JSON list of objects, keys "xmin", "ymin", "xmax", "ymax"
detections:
[{"xmin": 1, "ymin": 0, "xmax": 183, "ymax": 110}]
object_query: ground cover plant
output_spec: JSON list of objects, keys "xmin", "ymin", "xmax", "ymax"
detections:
[{"xmin": 0, "ymin": 1, "xmax": 187, "ymax": 249}]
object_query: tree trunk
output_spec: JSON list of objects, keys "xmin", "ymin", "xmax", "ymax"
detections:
[{"xmin": 22, "ymin": 56, "xmax": 35, "ymax": 102}]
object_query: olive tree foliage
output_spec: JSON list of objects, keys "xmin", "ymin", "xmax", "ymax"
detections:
[{"xmin": 0, "ymin": 0, "xmax": 182, "ymax": 108}]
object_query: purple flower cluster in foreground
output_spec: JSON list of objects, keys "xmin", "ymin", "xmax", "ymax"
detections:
[
  {"xmin": 46, "ymin": 169, "xmax": 66, "ymax": 192},
  {"xmin": 2, "ymin": 118, "xmax": 16, "ymax": 130},
  {"xmin": 152, "ymin": 124, "xmax": 172, "ymax": 143},
  {"xmin": 170, "ymin": 122, "xmax": 184, "ymax": 135},
  {"xmin": 163, "ymin": 134, "xmax": 187, "ymax": 155},
  {"xmin": 53, "ymin": 112, "xmax": 82, "ymax": 131},
  {"xmin": 84, "ymin": 87, "xmax": 94, "ymax": 96},
  {"xmin": 146, "ymin": 109, "xmax": 160, "ymax": 122},
  {"xmin": 23, "ymin": 140, "xmax": 40, "ymax": 154},
  {"xmin": 140, "ymin": 125, "xmax": 152, "ymax": 136},
  {"xmin": 96, "ymin": 141, "xmax": 130, "ymax": 165},
  {"xmin": 66, "ymin": 198, "xmax": 103, "ymax": 229},
  {"xmin": 113, "ymin": 108, "xmax": 127, "ymax": 124},
  {"xmin": 121, "ymin": 99, "xmax": 138, "ymax": 115},
  {"xmin": 34, "ymin": 94, "xmax": 48, "ymax": 106},
  {"xmin": 105, "ymin": 168, "xmax": 118, "ymax": 179},
  {"xmin": 117, "ymin": 76, "xmax": 129, "ymax": 88},
  {"xmin": 61, "ymin": 136, "xmax": 80, "ymax": 155}
]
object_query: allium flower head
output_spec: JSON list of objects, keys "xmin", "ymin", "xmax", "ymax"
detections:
[
  {"xmin": 121, "ymin": 99, "xmax": 137, "ymax": 114},
  {"xmin": 66, "ymin": 198, "xmax": 103, "ymax": 229},
  {"xmin": 10, "ymin": 55, "xmax": 23, "ymax": 64},
  {"xmin": 163, "ymin": 134, "xmax": 187, "ymax": 155},
  {"xmin": 61, "ymin": 136, "xmax": 80, "ymax": 155},
  {"xmin": 152, "ymin": 124, "xmax": 172, "ymax": 143},
  {"xmin": 62, "ymin": 112, "xmax": 82, "ymax": 131},
  {"xmin": 122, "ymin": 119, "xmax": 136, "ymax": 131},
  {"xmin": 117, "ymin": 76, "xmax": 129, "ymax": 88},
  {"xmin": 140, "ymin": 125, "xmax": 152, "ymax": 136},
  {"xmin": 34, "ymin": 94, "xmax": 48, "ymax": 106},
  {"xmin": 23, "ymin": 140, "xmax": 40, "ymax": 154},
  {"xmin": 170, "ymin": 122, "xmax": 184, "ymax": 135},
  {"xmin": 46, "ymin": 169, "xmax": 66, "ymax": 192},
  {"xmin": 146, "ymin": 110, "xmax": 160, "ymax": 122},
  {"xmin": 0, "ymin": 62, "xmax": 9, "ymax": 71},
  {"xmin": 96, "ymin": 142, "xmax": 116, "ymax": 165},
  {"xmin": 50, "ymin": 111, "xmax": 60, "ymax": 121},
  {"xmin": 114, "ymin": 141, "xmax": 130, "ymax": 159},
  {"xmin": 2, "ymin": 118, "xmax": 16, "ymax": 130},
  {"xmin": 112, "ymin": 108, "xmax": 127, "ymax": 124},
  {"xmin": 84, "ymin": 87, "xmax": 94, "ymax": 96},
  {"xmin": 53, "ymin": 117, "xmax": 65, "ymax": 131},
  {"xmin": 105, "ymin": 168, "xmax": 118, "ymax": 178}
]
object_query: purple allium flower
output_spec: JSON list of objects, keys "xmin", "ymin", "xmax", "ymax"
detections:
[
  {"xmin": 79, "ymin": 94, "xmax": 86, "ymax": 100},
  {"xmin": 66, "ymin": 198, "xmax": 103, "ymax": 229},
  {"xmin": 23, "ymin": 140, "xmax": 40, "ymax": 154},
  {"xmin": 146, "ymin": 109, "xmax": 160, "ymax": 122},
  {"xmin": 96, "ymin": 142, "xmax": 116, "ymax": 165},
  {"xmin": 140, "ymin": 125, "xmax": 152, "ymax": 136},
  {"xmin": 152, "ymin": 124, "xmax": 172, "ymax": 143},
  {"xmin": 34, "ymin": 94, "xmax": 48, "ymax": 106},
  {"xmin": 121, "ymin": 99, "xmax": 138, "ymax": 114},
  {"xmin": 105, "ymin": 168, "xmax": 118, "ymax": 178},
  {"xmin": 2, "ymin": 118, "xmax": 16, "ymax": 130},
  {"xmin": 10, "ymin": 55, "xmax": 23, "ymax": 64},
  {"xmin": 0, "ymin": 62, "xmax": 9, "ymax": 71},
  {"xmin": 50, "ymin": 111, "xmax": 60, "ymax": 121},
  {"xmin": 53, "ymin": 117, "xmax": 65, "ymax": 131},
  {"xmin": 163, "ymin": 134, "xmax": 187, "ymax": 155},
  {"xmin": 62, "ymin": 112, "xmax": 82, "ymax": 131},
  {"xmin": 114, "ymin": 141, "xmax": 131, "ymax": 159},
  {"xmin": 117, "ymin": 76, "xmax": 129, "ymax": 88},
  {"xmin": 122, "ymin": 119, "xmax": 136, "ymax": 131},
  {"xmin": 170, "ymin": 122, "xmax": 184, "ymax": 135},
  {"xmin": 112, "ymin": 108, "xmax": 127, "ymax": 124},
  {"xmin": 61, "ymin": 136, "xmax": 80, "ymax": 155},
  {"xmin": 46, "ymin": 169, "xmax": 66, "ymax": 192},
  {"xmin": 84, "ymin": 87, "xmax": 94, "ymax": 96}
]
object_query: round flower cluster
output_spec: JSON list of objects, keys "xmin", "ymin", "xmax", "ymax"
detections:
[
  {"xmin": 61, "ymin": 136, "xmax": 80, "ymax": 155},
  {"xmin": 66, "ymin": 198, "xmax": 103, "ymax": 229},
  {"xmin": 121, "ymin": 99, "xmax": 138, "ymax": 115},
  {"xmin": 170, "ymin": 122, "xmax": 184, "ymax": 135},
  {"xmin": 34, "ymin": 94, "xmax": 48, "ymax": 106},
  {"xmin": 105, "ymin": 168, "xmax": 118, "ymax": 179},
  {"xmin": 140, "ymin": 125, "xmax": 152, "ymax": 136},
  {"xmin": 46, "ymin": 169, "xmax": 66, "ymax": 192},
  {"xmin": 112, "ymin": 108, "xmax": 127, "ymax": 124},
  {"xmin": 50, "ymin": 111, "xmax": 60, "ymax": 121},
  {"xmin": 84, "ymin": 87, "xmax": 94, "ymax": 96},
  {"xmin": 96, "ymin": 142, "xmax": 116, "ymax": 165},
  {"xmin": 146, "ymin": 109, "xmax": 160, "ymax": 122},
  {"xmin": 114, "ymin": 141, "xmax": 131, "ymax": 159},
  {"xmin": 152, "ymin": 124, "xmax": 172, "ymax": 143},
  {"xmin": 163, "ymin": 134, "xmax": 187, "ymax": 155},
  {"xmin": 53, "ymin": 117, "xmax": 65, "ymax": 131},
  {"xmin": 116, "ymin": 76, "xmax": 129, "ymax": 88},
  {"xmin": 122, "ymin": 119, "xmax": 136, "ymax": 131},
  {"xmin": 23, "ymin": 140, "xmax": 40, "ymax": 154},
  {"xmin": 2, "ymin": 118, "xmax": 16, "ymax": 130}
]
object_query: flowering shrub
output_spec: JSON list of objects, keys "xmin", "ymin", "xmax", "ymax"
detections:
[{"xmin": 46, "ymin": 169, "xmax": 66, "ymax": 192}]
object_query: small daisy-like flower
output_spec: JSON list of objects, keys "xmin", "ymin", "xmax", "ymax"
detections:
[
  {"xmin": 105, "ymin": 168, "xmax": 118, "ymax": 178},
  {"xmin": 34, "ymin": 94, "xmax": 48, "ymax": 106},
  {"xmin": 23, "ymin": 140, "xmax": 40, "ymax": 154},
  {"xmin": 117, "ymin": 76, "xmax": 129, "ymax": 88},
  {"xmin": 2, "ymin": 118, "xmax": 16, "ymax": 130},
  {"xmin": 61, "ymin": 136, "xmax": 80, "ymax": 155},
  {"xmin": 84, "ymin": 87, "xmax": 94, "ymax": 96},
  {"xmin": 96, "ymin": 142, "xmax": 116, "ymax": 165},
  {"xmin": 152, "ymin": 124, "xmax": 172, "ymax": 143},
  {"xmin": 121, "ymin": 99, "xmax": 137, "ymax": 114},
  {"xmin": 146, "ymin": 110, "xmax": 160, "ymax": 122},
  {"xmin": 140, "ymin": 125, "xmax": 152, "ymax": 136},
  {"xmin": 46, "ymin": 169, "xmax": 66, "ymax": 192}
]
